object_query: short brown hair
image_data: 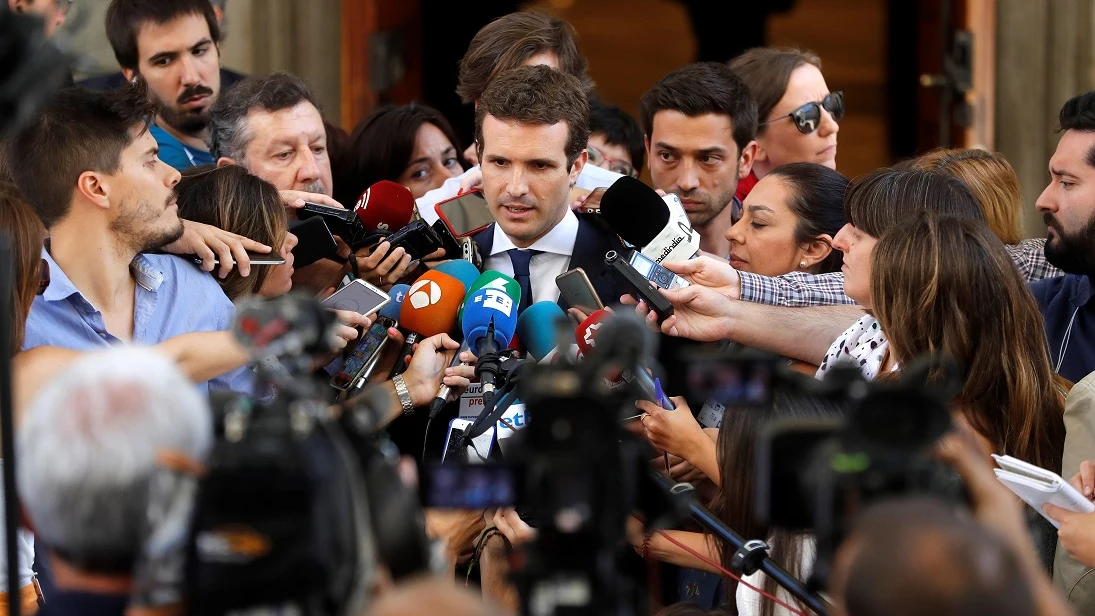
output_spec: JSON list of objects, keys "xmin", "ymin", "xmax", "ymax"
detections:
[
  {"xmin": 0, "ymin": 182, "xmax": 47, "ymax": 355},
  {"xmin": 872, "ymin": 213, "xmax": 1065, "ymax": 472},
  {"xmin": 175, "ymin": 164, "xmax": 287, "ymax": 300},
  {"xmin": 106, "ymin": 0, "xmax": 221, "ymax": 71},
  {"xmin": 457, "ymin": 11, "xmax": 592, "ymax": 105},
  {"xmin": 908, "ymin": 148, "xmax": 1024, "ymax": 245},
  {"xmin": 844, "ymin": 168, "xmax": 982, "ymax": 238},
  {"xmin": 474, "ymin": 65, "xmax": 590, "ymax": 169},
  {"xmin": 639, "ymin": 62, "xmax": 758, "ymax": 157},
  {"xmin": 730, "ymin": 47, "xmax": 822, "ymax": 128},
  {"xmin": 5, "ymin": 84, "xmax": 156, "ymax": 227}
]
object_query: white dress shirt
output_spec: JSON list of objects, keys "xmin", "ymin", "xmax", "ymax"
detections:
[
  {"xmin": 482, "ymin": 208, "xmax": 579, "ymax": 305},
  {"xmin": 415, "ymin": 164, "xmax": 623, "ymax": 225}
]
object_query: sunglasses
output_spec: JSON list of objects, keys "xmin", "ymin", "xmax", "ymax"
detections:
[
  {"xmin": 587, "ymin": 145, "xmax": 638, "ymax": 179},
  {"xmin": 38, "ymin": 259, "xmax": 49, "ymax": 296},
  {"xmin": 760, "ymin": 91, "xmax": 844, "ymax": 134}
]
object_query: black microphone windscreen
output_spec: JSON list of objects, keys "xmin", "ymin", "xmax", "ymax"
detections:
[{"xmin": 599, "ymin": 176, "xmax": 671, "ymax": 247}]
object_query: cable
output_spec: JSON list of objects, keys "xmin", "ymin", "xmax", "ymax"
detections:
[{"xmin": 654, "ymin": 531, "xmax": 811, "ymax": 616}]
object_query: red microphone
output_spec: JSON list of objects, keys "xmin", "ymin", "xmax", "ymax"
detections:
[
  {"xmin": 573, "ymin": 309, "xmax": 673, "ymax": 407},
  {"xmin": 574, "ymin": 309, "xmax": 612, "ymax": 359},
  {"xmin": 355, "ymin": 180, "xmax": 415, "ymax": 234}
]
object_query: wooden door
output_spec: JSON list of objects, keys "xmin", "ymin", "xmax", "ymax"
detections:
[{"xmin": 339, "ymin": 0, "xmax": 423, "ymax": 130}]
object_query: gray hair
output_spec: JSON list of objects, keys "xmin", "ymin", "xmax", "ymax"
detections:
[
  {"xmin": 17, "ymin": 348, "xmax": 212, "ymax": 572},
  {"xmin": 207, "ymin": 71, "xmax": 319, "ymax": 162}
]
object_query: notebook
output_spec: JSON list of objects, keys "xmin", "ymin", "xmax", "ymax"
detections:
[{"xmin": 993, "ymin": 454, "xmax": 1095, "ymax": 528}]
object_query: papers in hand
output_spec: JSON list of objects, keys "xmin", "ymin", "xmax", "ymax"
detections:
[{"xmin": 993, "ymin": 454, "xmax": 1095, "ymax": 528}]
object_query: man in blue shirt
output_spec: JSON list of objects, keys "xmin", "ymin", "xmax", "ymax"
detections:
[
  {"xmin": 1030, "ymin": 90, "xmax": 1095, "ymax": 384},
  {"xmin": 5, "ymin": 82, "xmax": 253, "ymax": 397},
  {"xmin": 103, "ymin": 0, "xmax": 224, "ymax": 171}
]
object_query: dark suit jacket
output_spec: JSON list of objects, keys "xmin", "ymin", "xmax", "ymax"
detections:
[{"xmin": 470, "ymin": 213, "xmax": 628, "ymax": 311}]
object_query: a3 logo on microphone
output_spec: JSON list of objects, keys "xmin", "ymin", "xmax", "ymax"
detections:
[{"xmin": 408, "ymin": 279, "xmax": 443, "ymax": 309}]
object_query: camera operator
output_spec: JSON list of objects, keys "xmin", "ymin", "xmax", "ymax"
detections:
[
  {"xmin": 632, "ymin": 393, "xmax": 841, "ymax": 615},
  {"xmin": 208, "ymin": 72, "xmax": 424, "ymax": 293},
  {"xmin": 825, "ymin": 431, "xmax": 1073, "ymax": 616},
  {"xmin": 16, "ymin": 348, "xmax": 213, "ymax": 616}
]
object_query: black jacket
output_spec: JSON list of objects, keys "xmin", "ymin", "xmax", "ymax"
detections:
[{"xmin": 470, "ymin": 213, "xmax": 627, "ymax": 310}]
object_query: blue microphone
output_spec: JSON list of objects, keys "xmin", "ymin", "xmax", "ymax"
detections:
[
  {"xmin": 463, "ymin": 287, "xmax": 519, "ymax": 405},
  {"xmin": 432, "ymin": 260, "xmax": 480, "ymax": 294},
  {"xmin": 379, "ymin": 284, "xmax": 408, "ymax": 322},
  {"xmin": 517, "ymin": 302, "xmax": 567, "ymax": 362}
]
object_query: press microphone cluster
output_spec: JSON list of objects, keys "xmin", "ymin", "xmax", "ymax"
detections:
[{"xmin": 600, "ymin": 176, "xmax": 699, "ymax": 264}]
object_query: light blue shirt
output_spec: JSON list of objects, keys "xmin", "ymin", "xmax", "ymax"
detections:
[
  {"xmin": 150, "ymin": 124, "xmax": 214, "ymax": 171},
  {"xmin": 22, "ymin": 248, "xmax": 254, "ymax": 397}
]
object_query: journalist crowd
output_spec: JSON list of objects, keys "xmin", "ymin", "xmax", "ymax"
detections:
[{"xmin": 3, "ymin": 1, "xmax": 1095, "ymax": 615}]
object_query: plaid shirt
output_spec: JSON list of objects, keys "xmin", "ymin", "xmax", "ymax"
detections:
[{"xmin": 739, "ymin": 238, "xmax": 1060, "ymax": 307}]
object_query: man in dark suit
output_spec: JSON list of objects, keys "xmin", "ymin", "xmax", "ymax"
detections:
[{"xmin": 467, "ymin": 64, "xmax": 625, "ymax": 315}]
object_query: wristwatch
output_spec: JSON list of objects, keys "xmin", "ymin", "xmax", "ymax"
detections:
[{"xmin": 392, "ymin": 373, "xmax": 415, "ymax": 415}]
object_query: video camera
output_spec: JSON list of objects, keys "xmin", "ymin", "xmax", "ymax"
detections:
[
  {"xmin": 124, "ymin": 293, "xmax": 433, "ymax": 616},
  {"xmin": 685, "ymin": 345, "xmax": 965, "ymax": 593}
]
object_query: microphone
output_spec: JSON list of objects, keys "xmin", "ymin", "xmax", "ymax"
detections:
[
  {"xmin": 600, "ymin": 176, "xmax": 699, "ymax": 264},
  {"xmin": 354, "ymin": 284, "xmax": 408, "ymax": 385},
  {"xmin": 517, "ymin": 302, "xmax": 567, "ymax": 361},
  {"xmin": 462, "ymin": 287, "xmax": 519, "ymax": 405},
  {"xmin": 458, "ymin": 270, "xmax": 522, "ymax": 322},
  {"xmin": 354, "ymin": 180, "xmax": 416, "ymax": 235},
  {"xmin": 431, "ymin": 259, "xmax": 481, "ymax": 293},
  {"xmin": 425, "ymin": 261, "xmax": 488, "ymax": 417},
  {"xmin": 573, "ymin": 308, "xmax": 675, "ymax": 409},
  {"xmin": 390, "ymin": 270, "xmax": 466, "ymax": 377}
]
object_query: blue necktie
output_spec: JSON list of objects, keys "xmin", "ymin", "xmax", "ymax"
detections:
[{"xmin": 507, "ymin": 249, "xmax": 540, "ymax": 315}]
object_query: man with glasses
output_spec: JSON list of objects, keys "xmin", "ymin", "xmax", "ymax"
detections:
[
  {"xmin": 640, "ymin": 62, "xmax": 758, "ymax": 258},
  {"xmin": 7, "ymin": 0, "xmax": 70, "ymax": 38}
]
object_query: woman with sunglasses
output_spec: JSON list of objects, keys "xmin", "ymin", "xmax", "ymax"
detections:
[{"xmin": 729, "ymin": 48, "xmax": 842, "ymax": 202}]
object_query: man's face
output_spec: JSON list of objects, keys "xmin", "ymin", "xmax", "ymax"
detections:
[
  {"xmin": 234, "ymin": 102, "xmax": 333, "ymax": 196},
  {"xmin": 106, "ymin": 128, "xmax": 185, "ymax": 253},
  {"xmin": 1037, "ymin": 129, "xmax": 1095, "ymax": 275},
  {"xmin": 9, "ymin": 0, "xmax": 67, "ymax": 38},
  {"xmin": 126, "ymin": 13, "xmax": 221, "ymax": 137},
  {"xmin": 479, "ymin": 115, "xmax": 585, "ymax": 248},
  {"xmin": 647, "ymin": 111, "xmax": 749, "ymax": 228}
]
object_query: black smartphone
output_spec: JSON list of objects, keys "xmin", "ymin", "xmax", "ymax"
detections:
[
  {"xmin": 435, "ymin": 191, "xmax": 495, "ymax": 238},
  {"xmin": 604, "ymin": 250, "xmax": 674, "ymax": 321},
  {"xmin": 297, "ymin": 201, "xmax": 358, "ymax": 240},
  {"xmin": 288, "ymin": 216, "xmax": 339, "ymax": 268},
  {"xmin": 417, "ymin": 462, "xmax": 521, "ymax": 509},
  {"xmin": 331, "ymin": 316, "xmax": 396, "ymax": 391},
  {"xmin": 384, "ymin": 219, "xmax": 444, "ymax": 261}
]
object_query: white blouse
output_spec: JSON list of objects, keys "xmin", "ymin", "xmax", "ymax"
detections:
[{"xmin": 816, "ymin": 315, "xmax": 894, "ymax": 381}]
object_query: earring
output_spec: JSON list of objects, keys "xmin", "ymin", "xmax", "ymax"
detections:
[{"xmin": 800, "ymin": 260, "xmax": 808, "ymax": 268}]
